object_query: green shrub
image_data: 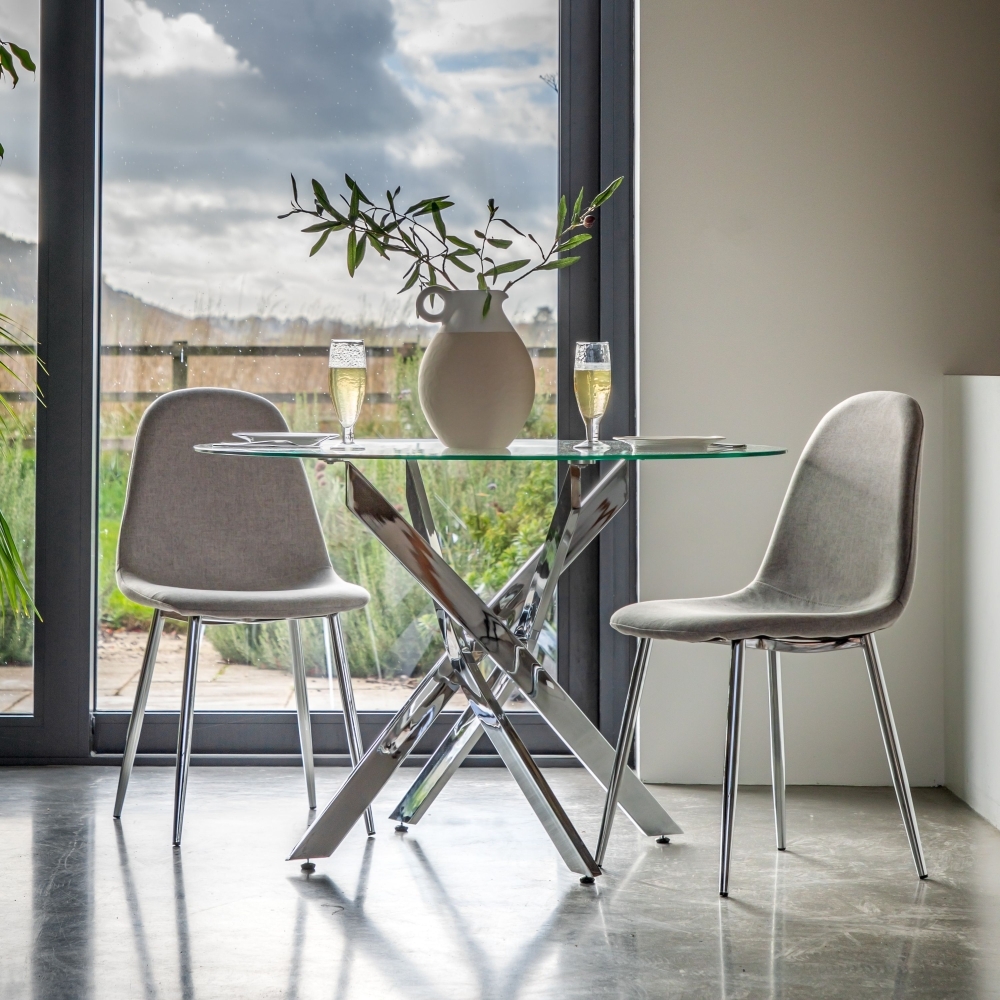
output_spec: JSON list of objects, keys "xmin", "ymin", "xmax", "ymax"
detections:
[{"xmin": 0, "ymin": 444, "xmax": 35, "ymax": 664}]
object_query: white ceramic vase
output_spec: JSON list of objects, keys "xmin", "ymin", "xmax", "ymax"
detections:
[{"xmin": 415, "ymin": 287, "xmax": 536, "ymax": 450}]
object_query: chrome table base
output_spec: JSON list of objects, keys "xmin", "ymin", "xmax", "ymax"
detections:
[{"xmin": 289, "ymin": 459, "xmax": 681, "ymax": 875}]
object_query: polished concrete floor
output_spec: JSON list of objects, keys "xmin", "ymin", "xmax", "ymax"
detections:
[{"xmin": 1, "ymin": 766, "xmax": 998, "ymax": 999}]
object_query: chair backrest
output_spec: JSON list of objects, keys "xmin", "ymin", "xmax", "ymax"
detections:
[
  {"xmin": 755, "ymin": 391, "xmax": 923, "ymax": 618},
  {"xmin": 117, "ymin": 388, "xmax": 332, "ymax": 593}
]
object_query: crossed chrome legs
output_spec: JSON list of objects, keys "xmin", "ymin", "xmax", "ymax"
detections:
[{"xmin": 288, "ymin": 459, "xmax": 681, "ymax": 873}]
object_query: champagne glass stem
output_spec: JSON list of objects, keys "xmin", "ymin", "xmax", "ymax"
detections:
[
  {"xmin": 343, "ymin": 423, "xmax": 356, "ymax": 445},
  {"xmin": 585, "ymin": 417, "xmax": 602, "ymax": 445}
]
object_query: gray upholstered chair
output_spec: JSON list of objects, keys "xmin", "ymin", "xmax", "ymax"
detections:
[
  {"xmin": 596, "ymin": 391, "xmax": 927, "ymax": 895},
  {"xmin": 112, "ymin": 387, "xmax": 371, "ymax": 846}
]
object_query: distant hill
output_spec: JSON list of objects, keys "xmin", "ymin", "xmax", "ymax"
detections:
[
  {"xmin": 0, "ymin": 234, "xmax": 556, "ymax": 348},
  {"xmin": 0, "ymin": 234, "xmax": 36, "ymax": 306}
]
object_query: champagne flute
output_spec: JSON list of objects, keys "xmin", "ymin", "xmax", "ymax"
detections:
[
  {"xmin": 328, "ymin": 339, "xmax": 367, "ymax": 446},
  {"xmin": 573, "ymin": 341, "xmax": 611, "ymax": 450}
]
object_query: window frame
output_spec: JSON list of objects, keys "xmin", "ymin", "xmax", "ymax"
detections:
[{"xmin": 0, "ymin": 0, "xmax": 636, "ymax": 761}]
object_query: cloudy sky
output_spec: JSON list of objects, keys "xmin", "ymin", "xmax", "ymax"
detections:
[{"xmin": 0, "ymin": 0, "xmax": 559, "ymax": 324}]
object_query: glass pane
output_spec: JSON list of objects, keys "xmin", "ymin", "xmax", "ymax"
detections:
[
  {"xmin": 98, "ymin": 0, "xmax": 557, "ymax": 712},
  {"xmin": 0, "ymin": 1, "xmax": 39, "ymax": 714}
]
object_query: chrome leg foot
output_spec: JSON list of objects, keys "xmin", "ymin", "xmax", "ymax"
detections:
[
  {"xmin": 595, "ymin": 638, "xmax": 652, "ymax": 868},
  {"xmin": 330, "ymin": 614, "xmax": 375, "ymax": 836},
  {"xmin": 289, "ymin": 620, "xmax": 316, "ymax": 810},
  {"xmin": 861, "ymin": 633, "xmax": 928, "ymax": 879},
  {"xmin": 719, "ymin": 640, "xmax": 746, "ymax": 897},
  {"xmin": 114, "ymin": 609, "xmax": 163, "ymax": 818},
  {"xmin": 172, "ymin": 617, "xmax": 202, "ymax": 847},
  {"xmin": 656, "ymin": 835, "xmax": 671, "ymax": 845},
  {"xmin": 766, "ymin": 649, "xmax": 787, "ymax": 851},
  {"xmin": 300, "ymin": 861, "xmax": 316, "ymax": 873},
  {"xmin": 395, "ymin": 823, "xmax": 408, "ymax": 834}
]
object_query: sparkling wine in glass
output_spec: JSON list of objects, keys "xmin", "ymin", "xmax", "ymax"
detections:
[
  {"xmin": 328, "ymin": 340, "xmax": 367, "ymax": 445},
  {"xmin": 573, "ymin": 341, "xmax": 611, "ymax": 450}
]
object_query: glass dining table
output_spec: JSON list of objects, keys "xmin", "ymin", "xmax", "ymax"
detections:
[{"xmin": 194, "ymin": 436, "xmax": 785, "ymax": 880}]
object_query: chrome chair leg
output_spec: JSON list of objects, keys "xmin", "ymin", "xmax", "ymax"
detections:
[
  {"xmin": 114, "ymin": 609, "xmax": 164, "ymax": 818},
  {"xmin": 720, "ymin": 639, "xmax": 746, "ymax": 897},
  {"xmin": 861, "ymin": 633, "xmax": 928, "ymax": 879},
  {"xmin": 595, "ymin": 638, "xmax": 652, "ymax": 868},
  {"xmin": 766, "ymin": 649, "xmax": 786, "ymax": 850},
  {"xmin": 329, "ymin": 614, "xmax": 375, "ymax": 836},
  {"xmin": 172, "ymin": 616, "xmax": 202, "ymax": 847},
  {"xmin": 289, "ymin": 620, "xmax": 317, "ymax": 810}
]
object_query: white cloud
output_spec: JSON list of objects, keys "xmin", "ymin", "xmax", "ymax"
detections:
[{"xmin": 104, "ymin": 0, "xmax": 256, "ymax": 80}]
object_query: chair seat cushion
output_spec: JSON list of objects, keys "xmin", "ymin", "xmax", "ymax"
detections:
[
  {"xmin": 118, "ymin": 569, "xmax": 370, "ymax": 622},
  {"xmin": 610, "ymin": 582, "xmax": 902, "ymax": 643}
]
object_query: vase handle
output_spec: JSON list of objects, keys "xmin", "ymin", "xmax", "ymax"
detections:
[{"xmin": 415, "ymin": 286, "xmax": 453, "ymax": 323}]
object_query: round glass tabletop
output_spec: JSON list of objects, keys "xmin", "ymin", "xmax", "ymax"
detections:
[{"xmin": 194, "ymin": 437, "xmax": 786, "ymax": 461}]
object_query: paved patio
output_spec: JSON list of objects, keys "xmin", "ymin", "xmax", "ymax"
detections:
[{"xmin": 0, "ymin": 629, "xmax": 471, "ymax": 714}]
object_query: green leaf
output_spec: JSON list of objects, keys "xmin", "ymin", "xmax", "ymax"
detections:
[
  {"xmin": 446, "ymin": 235, "xmax": 477, "ymax": 251},
  {"xmin": 8, "ymin": 43, "xmax": 35, "ymax": 74},
  {"xmin": 498, "ymin": 218, "xmax": 525, "ymax": 236},
  {"xmin": 301, "ymin": 221, "xmax": 339, "ymax": 233},
  {"xmin": 431, "ymin": 204, "xmax": 447, "ymax": 240},
  {"xmin": 291, "ymin": 174, "xmax": 299, "ymax": 205},
  {"xmin": 556, "ymin": 194, "xmax": 567, "ymax": 240},
  {"xmin": 312, "ymin": 179, "xmax": 335, "ymax": 215},
  {"xmin": 446, "ymin": 253, "xmax": 475, "ymax": 272},
  {"xmin": 537, "ymin": 255, "xmax": 581, "ymax": 270},
  {"xmin": 482, "ymin": 292, "xmax": 492, "ymax": 317},
  {"xmin": 570, "ymin": 187, "xmax": 585, "ymax": 227},
  {"xmin": 474, "ymin": 230, "xmax": 487, "ymax": 240},
  {"xmin": 484, "ymin": 259, "xmax": 531, "ymax": 278},
  {"xmin": 345, "ymin": 173, "xmax": 372, "ymax": 205},
  {"xmin": 347, "ymin": 230, "xmax": 357, "ymax": 276},
  {"xmin": 413, "ymin": 200, "xmax": 454, "ymax": 217},
  {"xmin": 0, "ymin": 503, "xmax": 34, "ymax": 617},
  {"xmin": 0, "ymin": 140, "xmax": 4, "ymax": 160},
  {"xmin": 355, "ymin": 234, "xmax": 367, "ymax": 269},
  {"xmin": 0, "ymin": 46, "xmax": 17, "ymax": 87},
  {"xmin": 369, "ymin": 234, "xmax": 389, "ymax": 259},
  {"xmin": 399, "ymin": 266, "xmax": 421, "ymax": 293},
  {"xmin": 309, "ymin": 229, "xmax": 332, "ymax": 256},
  {"xmin": 405, "ymin": 196, "xmax": 450, "ymax": 214},
  {"xmin": 591, "ymin": 176, "xmax": 623, "ymax": 208},
  {"xmin": 557, "ymin": 233, "xmax": 592, "ymax": 251},
  {"xmin": 486, "ymin": 237, "xmax": 512, "ymax": 249},
  {"xmin": 477, "ymin": 272, "xmax": 488, "ymax": 291},
  {"xmin": 349, "ymin": 185, "xmax": 360, "ymax": 222}
]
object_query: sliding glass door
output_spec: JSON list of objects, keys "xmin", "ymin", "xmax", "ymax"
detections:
[{"xmin": 0, "ymin": 0, "xmax": 635, "ymax": 760}]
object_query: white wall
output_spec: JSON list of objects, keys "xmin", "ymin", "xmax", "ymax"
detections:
[
  {"xmin": 944, "ymin": 377, "xmax": 1000, "ymax": 825},
  {"xmin": 636, "ymin": 1, "xmax": 1000, "ymax": 786}
]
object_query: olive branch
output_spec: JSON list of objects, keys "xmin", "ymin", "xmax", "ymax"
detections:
[
  {"xmin": 0, "ymin": 35, "xmax": 36, "ymax": 160},
  {"xmin": 279, "ymin": 174, "xmax": 622, "ymax": 315}
]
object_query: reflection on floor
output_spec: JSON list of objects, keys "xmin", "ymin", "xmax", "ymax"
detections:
[{"xmin": 0, "ymin": 767, "xmax": 997, "ymax": 999}]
